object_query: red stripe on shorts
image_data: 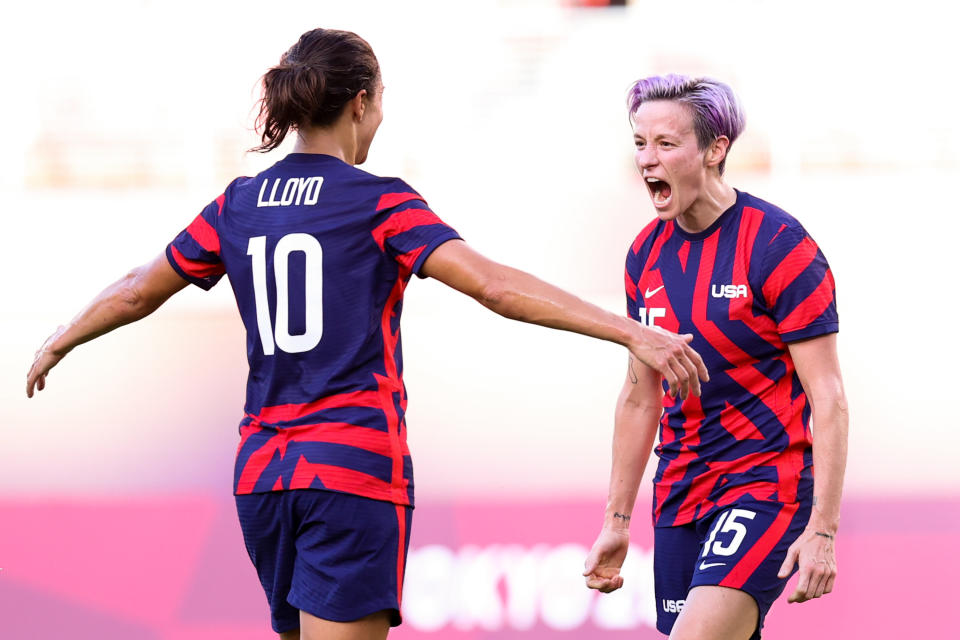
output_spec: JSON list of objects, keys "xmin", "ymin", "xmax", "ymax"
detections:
[{"xmin": 720, "ymin": 501, "xmax": 799, "ymax": 589}]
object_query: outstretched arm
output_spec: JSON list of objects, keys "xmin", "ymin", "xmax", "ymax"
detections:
[
  {"xmin": 26, "ymin": 253, "xmax": 189, "ymax": 397},
  {"xmin": 420, "ymin": 239, "xmax": 708, "ymax": 398},
  {"xmin": 778, "ymin": 333, "xmax": 849, "ymax": 602},
  {"xmin": 583, "ymin": 358, "xmax": 663, "ymax": 592}
]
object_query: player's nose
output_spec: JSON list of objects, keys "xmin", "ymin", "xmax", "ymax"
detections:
[{"xmin": 635, "ymin": 146, "xmax": 658, "ymax": 170}]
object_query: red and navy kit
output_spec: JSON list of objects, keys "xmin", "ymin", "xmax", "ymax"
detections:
[
  {"xmin": 166, "ymin": 153, "xmax": 461, "ymax": 507},
  {"xmin": 625, "ymin": 189, "xmax": 838, "ymax": 528}
]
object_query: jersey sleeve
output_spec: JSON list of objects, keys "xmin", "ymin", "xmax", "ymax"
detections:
[
  {"xmin": 165, "ymin": 193, "xmax": 227, "ymax": 290},
  {"xmin": 760, "ymin": 225, "xmax": 838, "ymax": 342},
  {"xmin": 625, "ymin": 244, "xmax": 643, "ymax": 321},
  {"xmin": 371, "ymin": 181, "xmax": 461, "ymax": 278}
]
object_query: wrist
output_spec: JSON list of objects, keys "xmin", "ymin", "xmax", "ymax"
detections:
[{"xmin": 604, "ymin": 508, "xmax": 633, "ymax": 531}]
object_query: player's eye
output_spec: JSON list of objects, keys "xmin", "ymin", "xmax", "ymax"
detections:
[
  {"xmin": 660, "ymin": 141, "xmax": 674, "ymax": 148},
  {"xmin": 634, "ymin": 140, "xmax": 646, "ymax": 148}
]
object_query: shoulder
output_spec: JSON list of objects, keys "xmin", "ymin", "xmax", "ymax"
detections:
[
  {"xmin": 626, "ymin": 216, "xmax": 670, "ymax": 273},
  {"xmin": 737, "ymin": 190, "xmax": 812, "ymax": 244}
]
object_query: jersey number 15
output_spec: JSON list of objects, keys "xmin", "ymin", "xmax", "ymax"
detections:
[{"xmin": 247, "ymin": 234, "xmax": 323, "ymax": 356}]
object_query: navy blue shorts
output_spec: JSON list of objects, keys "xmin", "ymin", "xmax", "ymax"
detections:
[
  {"xmin": 235, "ymin": 489, "xmax": 413, "ymax": 633},
  {"xmin": 653, "ymin": 498, "xmax": 811, "ymax": 639}
]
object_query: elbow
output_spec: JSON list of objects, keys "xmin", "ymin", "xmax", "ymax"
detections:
[
  {"xmin": 478, "ymin": 273, "xmax": 523, "ymax": 320},
  {"xmin": 115, "ymin": 268, "xmax": 152, "ymax": 318}
]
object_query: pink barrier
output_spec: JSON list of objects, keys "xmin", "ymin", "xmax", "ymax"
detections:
[{"xmin": 0, "ymin": 497, "xmax": 955, "ymax": 639}]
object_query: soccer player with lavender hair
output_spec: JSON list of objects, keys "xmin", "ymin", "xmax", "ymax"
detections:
[{"xmin": 583, "ymin": 75, "xmax": 849, "ymax": 639}]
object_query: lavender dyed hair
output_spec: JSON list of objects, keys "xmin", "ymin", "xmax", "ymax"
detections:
[{"xmin": 627, "ymin": 74, "xmax": 745, "ymax": 175}]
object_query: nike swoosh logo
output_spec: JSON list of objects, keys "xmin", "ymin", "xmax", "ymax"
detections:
[
  {"xmin": 645, "ymin": 285, "xmax": 665, "ymax": 299},
  {"xmin": 699, "ymin": 561, "xmax": 726, "ymax": 570}
]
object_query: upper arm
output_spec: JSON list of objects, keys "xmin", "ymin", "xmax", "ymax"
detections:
[
  {"xmin": 787, "ymin": 334, "xmax": 846, "ymax": 409},
  {"xmin": 132, "ymin": 253, "xmax": 190, "ymax": 311},
  {"xmin": 420, "ymin": 239, "xmax": 505, "ymax": 300}
]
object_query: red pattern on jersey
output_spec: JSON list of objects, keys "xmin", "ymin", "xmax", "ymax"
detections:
[
  {"xmin": 720, "ymin": 501, "xmax": 799, "ymax": 588},
  {"xmin": 656, "ymin": 396, "xmax": 707, "ymax": 523},
  {"xmin": 186, "ymin": 214, "xmax": 220, "ymax": 254},
  {"xmin": 691, "ymin": 233, "xmax": 754, "ymax": 366},
  {"xmin": 762, "ymin": 235, "xmax": 819, "ymax": 308},
  {"xmin": 733, "ymin": 207, "xmax": 764, "ymax": 299},
  {"xmin": 289, "ymin": 458, "xmax": 395, "ymax": 496},
  {"xmin": 376, "ymin": 275, "xmax": 413, "ymax": 505},
  {"xmin": 640, "ymin": 223, "xmax": 675, "ymax": 276},
  {"xmin": 372, "ymin": 209, "xmax": 447, "ymax": 251},
  {"xmin": 677, "ymin": 242, "xmax": 690, "ymax": 273},
  {"xmin": 720, "ymin": 401, "xmax": 765, "ymax": 441},
  {"xmin": 778, "ymin": 269, "xmax": 836, "ymax": 334},
  {"xmin": 248, "ymin": 390, "xmax": 382, "ymax": 425},
  {"xmin": 169, "ymin": 245, "xmax": 225, "ymax": 278},
  {"xmin": 625, "ymin": 268, "xmax": 638, "ymax": 302},
  {"xmin": 632, "ymin": 221, "xmax": 659, "ymax": 255},
  {"xmin": 377, "ymin": 192, "xmax": 423, "ymax": 212}
]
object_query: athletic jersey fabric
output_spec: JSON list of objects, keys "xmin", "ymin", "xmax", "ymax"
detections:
[
  {"xmin": 166, "ymin": 153, "xmax": 461, "ymax": 506},
  {"xmin": 624, "ymin": 189, "xmax": 838, "ymax": 526}
]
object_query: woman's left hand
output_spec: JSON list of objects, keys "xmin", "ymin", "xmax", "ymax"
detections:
[{"xmin": 26, "ymin": 326, "xmax": 69, "ymax": 398}]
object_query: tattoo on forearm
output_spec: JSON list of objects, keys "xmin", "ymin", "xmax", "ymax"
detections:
[
  {"xmin": 613, "ymin": 512, "xmax": 631, "ymax": 522},
  {"xmin": 628, "ymin": 358, "xmax": 638, "ymax": 384},
  {"xmin": 814, "ymin": 531, "xmax": 834, "ymax": 540},
  {"xmin": 813, "ymin": 496, "xmax": 818, "ymax": 506}
]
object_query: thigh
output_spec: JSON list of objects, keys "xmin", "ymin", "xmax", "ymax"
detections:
[
  {"xmin": 288, "ymin": 491, "xmax": 413, "ymax": 628},
  {"xmin": 299, "ymin": 609, "xmax": 392, "ymax": 640},
  {"xmin": 669, "ymin": 585, "xmax": 758, "ymax": 640},
  {"xmin": 653, "ymin": 522, "xmax": 700, "ymax": 635},
  {"xmin": 690, "ymin": 498, "xmax": 811, "ymax": 638}
]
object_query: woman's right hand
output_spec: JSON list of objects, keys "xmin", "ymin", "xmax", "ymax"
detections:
[{"xmin": 627, "ymin": 324, "xmax": 708, "ymax": 399}]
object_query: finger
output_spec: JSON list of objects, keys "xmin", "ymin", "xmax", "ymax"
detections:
[
  {"xmin": 37, "ymin": 374, "xmax": 46, "ymax": 391},
  {"xmin": 777, "ymin": 545, "xmax": 798, "ymax": 578},
  {"xmin": 679, "ymin": 352, "xmax": 701, "ymax": 397},
  {"xmin": 660, "ymin": 363, "xmax": 679, "ymax": 398},
  {"xmin": 806, "ymin": 566, "xmax": 825, "ymax": 600},
  {"xmin": 583, "ymin": 553, "xmax": 599, "ymax": 576},
  {"xmin": 684, "ymin": 340, "xmax": 710, "ymax": 382},
  {"xmin": 665, "ymin": 356, "xmax": 688, "ymax": 400},
  {"xmin": 791, "ymin": 568, "xmax": 810, "ymax": 603},
  {"xmin": 824, "ymin": 572, "xmax": 836, "ymax": 595}
]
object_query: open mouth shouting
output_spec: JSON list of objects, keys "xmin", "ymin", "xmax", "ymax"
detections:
[{"xmin": 645, "ymin": 177, "xmax": 673, "ymax": 209}]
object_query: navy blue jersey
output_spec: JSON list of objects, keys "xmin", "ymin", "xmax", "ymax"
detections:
[
  {"xmin": 166, "ymin": 153, "xmax": 461, "ymax": 506},
  {"xmin": 625, "ymin": 190, "xmax": 838, "ymax": 526}
]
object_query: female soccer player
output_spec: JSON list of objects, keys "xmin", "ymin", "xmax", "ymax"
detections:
[
  {"xmin": 582, "ymin": 75, "xmax": 848, "ymax": 640},
  {"xmin": 25, "ymin": 30, "xmax": 707, "ymax": 640}
]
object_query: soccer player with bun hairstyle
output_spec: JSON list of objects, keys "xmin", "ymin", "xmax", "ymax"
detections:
[
  {"xmin": 583, "ymin": 75, "xmax": 849, "ymax": 640},
  {"xmin": 25, "ymin": 30, "xmax": 708, "ymax": 640}
]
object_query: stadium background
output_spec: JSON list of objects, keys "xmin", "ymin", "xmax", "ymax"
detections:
[{"xmin": 2, "ymin": 0, "xmax": 957, "ymax": 637}]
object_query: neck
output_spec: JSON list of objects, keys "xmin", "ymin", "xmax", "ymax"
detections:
[
  {"xmin": 676, "ymin": 176, "xmax": 737, "ymax": 233},
  {"xmin": 291, "ymin": 124, "xmax": 357, "ymax": 164}
]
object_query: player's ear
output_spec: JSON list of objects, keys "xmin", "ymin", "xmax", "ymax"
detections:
[
  {"xmin": 351, "ymin": 89, "xmax": 368, "ymax": 122},
  {"xmin": 705, "ymin": 136, "xmax": 729, "ymax": 170}
]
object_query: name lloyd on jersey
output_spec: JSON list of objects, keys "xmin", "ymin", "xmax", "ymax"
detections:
[{"xmin": 257, "ymin": 176, "xmax": 324, "ymax": 207}]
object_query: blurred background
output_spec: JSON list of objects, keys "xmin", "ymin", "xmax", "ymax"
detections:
[{"xmin": 1, "ymin": 0, "xmax": 957, "ymax": 637}]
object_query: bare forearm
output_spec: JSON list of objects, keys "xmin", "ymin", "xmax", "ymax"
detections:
[
  {"xmin": 50, "ymin": 268, "xmax": 160, "ymax": 355},
  {"xmin": 809, "ymin": 397, "xmax": 849, "ymax": 533},
  {"xmin": 604, "ymin": 391, "xmax": 661, "ymax": 529},
  {"xmin": 479, "ymin": 265, "xmax": 634, "ymax": 348}
]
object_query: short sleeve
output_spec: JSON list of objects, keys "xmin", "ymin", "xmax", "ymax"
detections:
[
  {"xmin": 625, "ymin": 245, "xmax": 643, "ymax": 321},
  {"xmin": 760, "ymin": 226, "xmax": 838, "ymax": 342},
  {"xmin": 371, "ymin": 182, "xmax": 462, "ymax": 278},
  {"xmin": 165, "ymin": 194, "xmax": 226, "ymax": 290}
]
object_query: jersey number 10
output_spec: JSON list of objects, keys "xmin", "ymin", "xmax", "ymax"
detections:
[{"xmin": 247, "ymin": 234, "xmax": 323, "ymax": 356}]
